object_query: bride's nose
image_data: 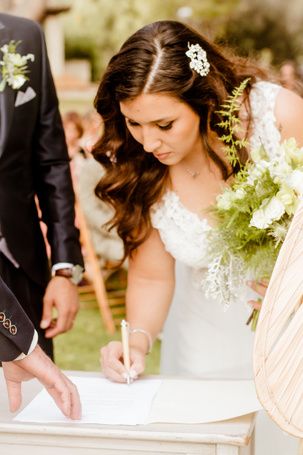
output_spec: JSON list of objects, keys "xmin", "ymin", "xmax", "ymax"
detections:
[{"xmin": 142, "ymin": 129, "xmax": 162, "ymax": 153}]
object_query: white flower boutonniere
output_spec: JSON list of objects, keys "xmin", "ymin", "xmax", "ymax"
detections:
[{"xmin": 0, "ymin": 40, "xmax": 35, "ymax": 92}]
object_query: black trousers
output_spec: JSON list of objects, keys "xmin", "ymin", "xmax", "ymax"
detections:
[{"xmin": 0, "ymin": 253, "xmax": 54, "ymax": 359}]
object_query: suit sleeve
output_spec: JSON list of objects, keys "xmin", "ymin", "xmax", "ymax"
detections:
[
  {"xmin": 33, "ymin": 24, "xmax": 83, "ymax": 268},
  {"xmin": 0, "ymin": 276, "xmax": 36, "ymax": 361}
]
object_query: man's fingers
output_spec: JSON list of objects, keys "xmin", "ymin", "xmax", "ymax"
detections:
[
  {"xmin": 42, "ymin": 278, "xmax": 79, "ymax": 337},
  {"xmin": 46, "ymin": 377, "xmax": 81, "ymax": 420},
  {"xmin": 47, "ymin": 384, "xmax": 72, "ymax": 417},
  {"xmin": 68, "ymin": 380, "xmax": 82, "ymax": 420},
  {"xmin": 5, "ymin": 379, "xmax": 22, "ymax": 412},
  {"xmin": 2, "ymin": 361, "xmax": 32, "ymax": 412},
  {"xmin": 45, "ymin": 313, "xmax": 70, "ymax": 338},
  {"xmin": 60, "ymin": 377, "xmax": 82, "ymax": 420},
  {"xmin": 4, "ymin": 346, "xmax": 82, "ymax": 420},
  {"xmin": 40, "ymin": 317, "xmax": 52, "ymax": 330},
  {"xmin": 40, "ymin": 297, "xmax": 53, "ymax": 330}
]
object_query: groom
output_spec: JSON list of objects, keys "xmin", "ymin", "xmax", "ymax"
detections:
[{"xmin": 0, "ymin": 13, "xmax": 84, "ymax": 359}]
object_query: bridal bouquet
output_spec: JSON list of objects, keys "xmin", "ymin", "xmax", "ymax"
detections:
[{"xmin": 203, "ymin": 137, "xmax": 303, "ymax": 315}]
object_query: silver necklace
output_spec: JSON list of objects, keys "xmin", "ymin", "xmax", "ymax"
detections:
[{"xmin": 185, "ymin": 167, "xmax": 200, "ymax": 178}]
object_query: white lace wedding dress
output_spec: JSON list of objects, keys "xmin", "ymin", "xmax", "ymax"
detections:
[{"xmin": 151, "ymin": 81, "xmax": 299, "ymax": 454}]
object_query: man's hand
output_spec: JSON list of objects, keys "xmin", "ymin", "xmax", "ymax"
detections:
[
  {"xmin": 2, "ymin": 345, "xmax": 81, "ymax": 419},
  {"xmin": 40, "ymin": 276, "xmax": 79, "ymax": 338}
]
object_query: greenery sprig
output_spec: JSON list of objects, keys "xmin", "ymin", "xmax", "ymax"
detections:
[{"xmin": 216, "ymin": 77, "xmax": 251, "ymax": 167}]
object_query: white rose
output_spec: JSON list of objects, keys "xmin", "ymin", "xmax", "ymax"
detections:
[
  {"xmin": 216, "ymin": 191, "xmax": 233, "ymax": 210},
  {"xmin": 250, "ymin": 197, "xmax": 285, "ymax": 229},
  {"xmin": 270, "ymin": 160, "xmax": 292, "ymax": 181},
  {"xmin": 10, "ymin": 74, "xmax": 26, "ymax": 89},
  {"xmin": 263, "ymin": 196, "xmax": 285, "ymax": 221},
  {"xmin": 9, "ymin": 53, "xmax": 24, "ymax": 66},
  {"xmin": 249, "ymin": 209, "xmax": 268, "ymax": 229},
  {"xmin": 286, "ymin": 170, "xmax": 303, "ymax": 196},
  {"xmin": 276, "ymin": 186, "xmax": 296, "ymax": 207},
  {"xmin": 234, "ymin": 188, "xmax": 246, "ymax": 200}
]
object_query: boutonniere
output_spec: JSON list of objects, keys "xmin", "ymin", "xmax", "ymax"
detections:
[{"xmin": 0, "ymin": 40, "xmax": 34, "ymax": 92}]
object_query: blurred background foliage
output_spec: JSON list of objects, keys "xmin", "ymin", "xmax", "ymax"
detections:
[
  {"xmin": 218, "ymin": 0, "xmax": 303, "ymax": 66},
  {"xmin": 61, "ymin": 0, "xmax": 303, "ymax": 81},
  {"xmin": 60, "ymin": 0, "xmax": 240, "ymax": 81}
]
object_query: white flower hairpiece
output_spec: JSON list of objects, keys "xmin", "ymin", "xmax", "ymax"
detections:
[
  {"xmin": 185, "ymin": 42, "xmax": 210, "ymax": 77},
  {"xmin": 0, "ymin": 40, "xmax": 34, "ymax": 92}
]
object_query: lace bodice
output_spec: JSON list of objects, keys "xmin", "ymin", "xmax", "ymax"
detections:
[
  {"xmin": 151, "ymin": 191, "xmax": 212, "ymax": 268},
  {"xmin": 249, "ymin": 81, "xmax": 281, "ymax": 158},
  {"xmin": 151, "ymin": 81, "xmax": 282, "ymax": 267}
]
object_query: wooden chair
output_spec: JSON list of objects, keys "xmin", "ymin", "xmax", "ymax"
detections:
[{"xmin": 75, "ymin": 201, "xmax": 117, "ymax": 334}]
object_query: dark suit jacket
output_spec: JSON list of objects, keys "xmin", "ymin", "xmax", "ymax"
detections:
[
  {"xmin": 0, "ymin": 13, "xmax": 83, "ymax": 287},
  {"xmin": 0, "ymin": 276, "xmax": 35, "ymax": 361}
]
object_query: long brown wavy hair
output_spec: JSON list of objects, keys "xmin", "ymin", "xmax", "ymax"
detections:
[{"xmin": 93, "ymin": 20, "xmax": 266, "ymax": 261}]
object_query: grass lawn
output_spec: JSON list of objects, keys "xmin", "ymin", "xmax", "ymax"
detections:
[{"xmin": 54, "ymin": 300, "xmax": 161, "ymax": 375}]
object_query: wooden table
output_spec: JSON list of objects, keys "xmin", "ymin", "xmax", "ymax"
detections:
[{"xmin": 0, "ymin": 370, "xmax": 256, "ymax": 455}]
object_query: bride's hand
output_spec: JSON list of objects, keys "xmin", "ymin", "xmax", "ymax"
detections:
[
  {"xmin": 247, "ymin": 279, "xmax": 269, "ymax": 309},
  {"xmin": 100, "ymin": 341, "xmax": 146, "ymax": 383}
]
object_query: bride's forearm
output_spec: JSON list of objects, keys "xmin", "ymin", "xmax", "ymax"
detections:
[
  {"xmin": 125, "ymin": 228, "xmax": 175, "ymax": 355},
  {"xmin": 126, "ymin": 277, "xmax": 174, "ymax": 354}
]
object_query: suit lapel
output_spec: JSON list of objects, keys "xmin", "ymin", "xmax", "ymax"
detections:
[{"xmin": 0, "ymin": 20, "xmax": 16, "ymax": 158}]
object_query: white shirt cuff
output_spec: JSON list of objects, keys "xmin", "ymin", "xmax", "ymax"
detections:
[
  {"xmin": 14, "ymin": 330, "xmax": 39, "ymax": 361},
  {"xmin": 51, "ymin": 263, "xmax": 73, "ymax": 274}
]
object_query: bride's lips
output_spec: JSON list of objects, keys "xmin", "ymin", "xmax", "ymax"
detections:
[{"xmin": 154, "ymin": 152, "xmax": 171, "ymax": 160}]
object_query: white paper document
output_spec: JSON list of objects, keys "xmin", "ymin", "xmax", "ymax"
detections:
[
  {"xmin": 15, "ymin": 376, "xmax": 261, "ymax": 425},
  {"xmin": 148, "ymin": 379, "xmax": 262, "ymax": 424},
  {"xmin": 15, "ymin": 376, "xmax": 162, "ymax": 425}
]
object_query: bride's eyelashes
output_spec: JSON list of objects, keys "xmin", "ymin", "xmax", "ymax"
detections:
[
  {"xmin": 158, "ymin": 122, "xmax": 173, "ymax": 130},
  {"xmin": 126, "ymin": 119, "xmax": 139, "ymax": 127},
  {"xmin": 126, "ymin": 119, "xmax": 174, "ymax": 131}
]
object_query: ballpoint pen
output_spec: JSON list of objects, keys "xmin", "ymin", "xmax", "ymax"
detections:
[{"xmin": 121, "ymin": 319, "xmax": 131, "ymax": 385}]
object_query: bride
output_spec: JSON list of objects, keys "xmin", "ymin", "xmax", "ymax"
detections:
[{"xmin": 93, "ymin": 20, "xmax": 303, "ymax": 454}]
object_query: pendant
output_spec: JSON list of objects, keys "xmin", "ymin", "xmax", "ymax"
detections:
[{"xmin": 186, "ymin": 168, "xmax": 200, "ymax": 178}]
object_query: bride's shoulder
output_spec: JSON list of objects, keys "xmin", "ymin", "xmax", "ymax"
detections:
[
  {"xmin": 250, "ymin": 81, "xmax": 303, "ymax": 145},
  {"xmin": 274, "ymin": 87, "xmax": 303, "ymax": 145},
  {"xmin": 275, "ymin": 86, "xmax": 303, "ymax": 118}
]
